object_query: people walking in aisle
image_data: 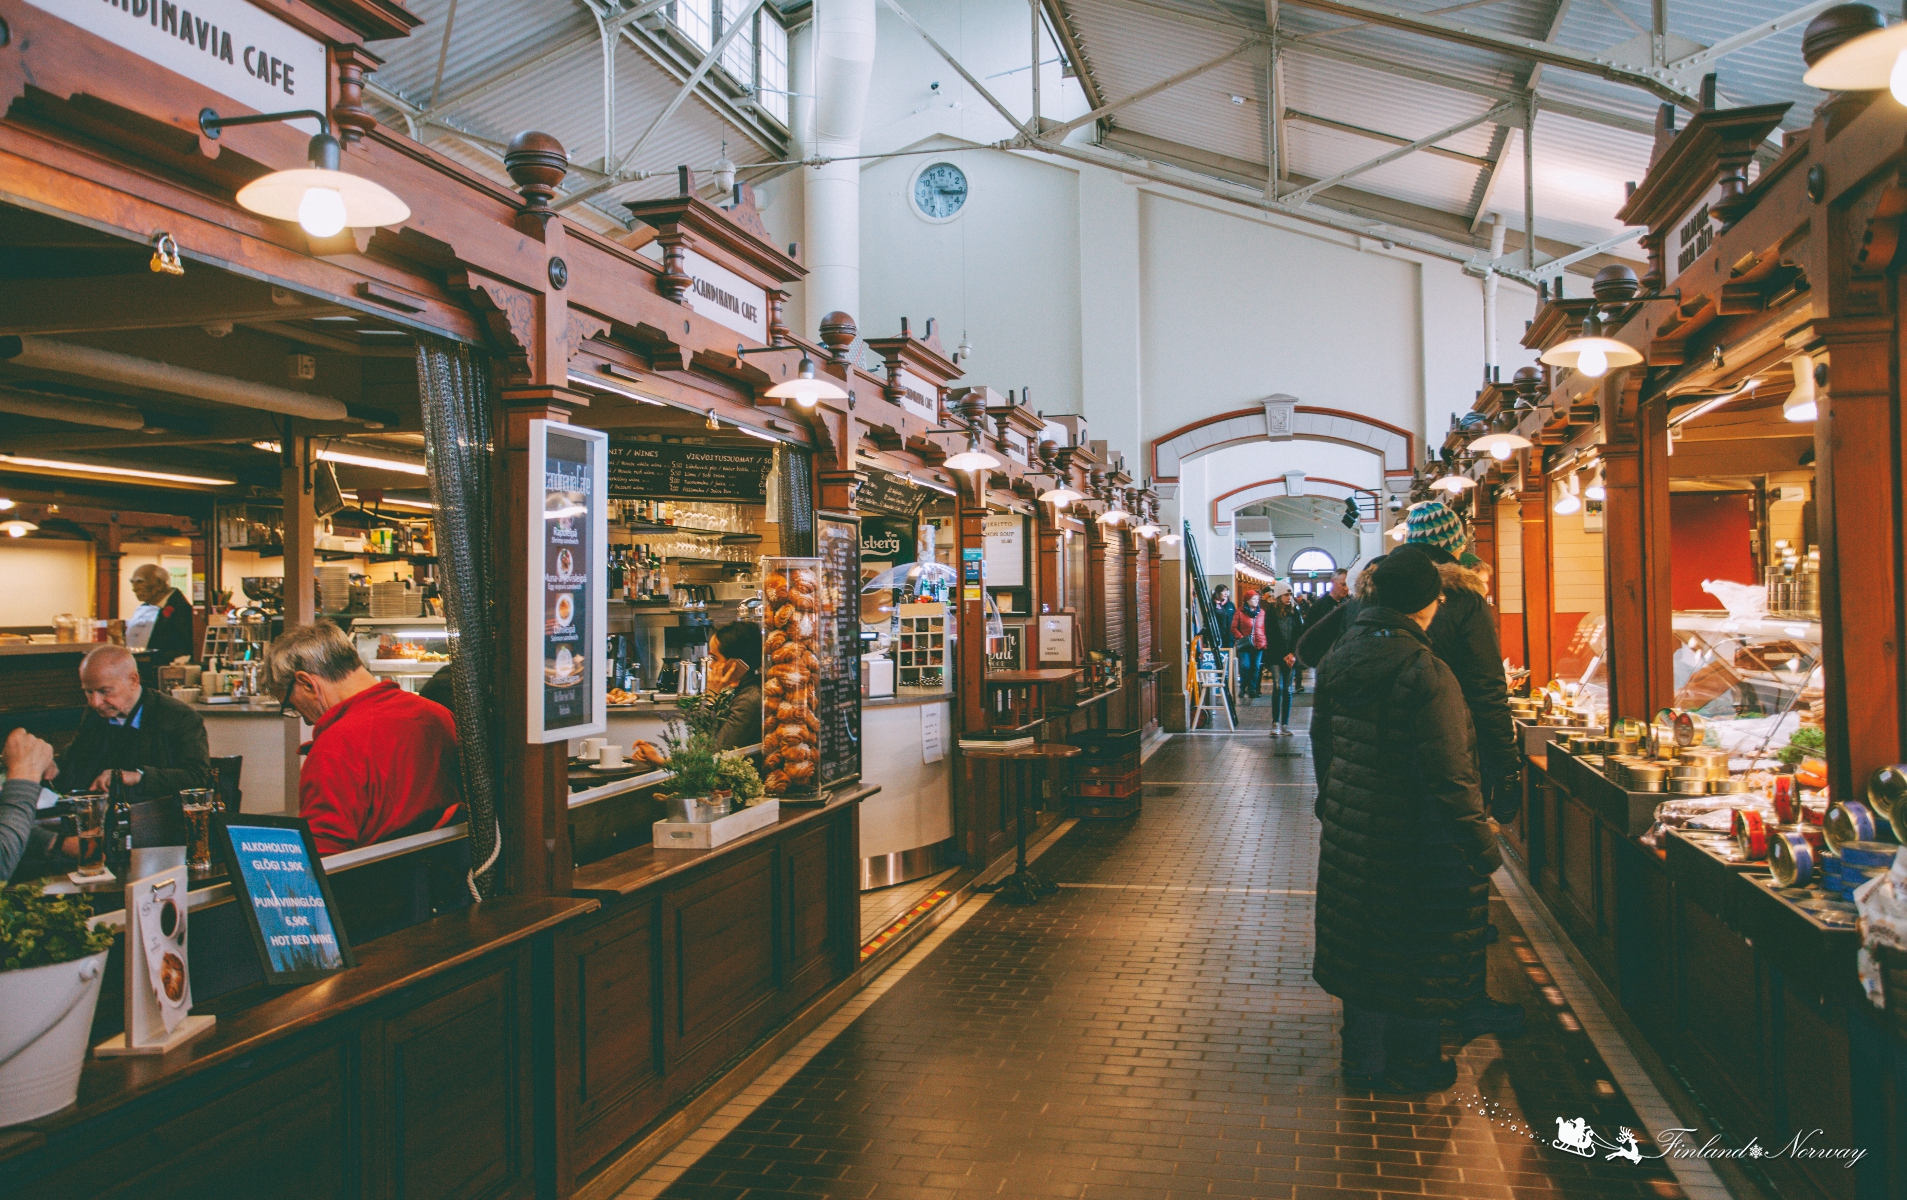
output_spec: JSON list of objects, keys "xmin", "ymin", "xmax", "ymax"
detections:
[
  {"xmin": 1266, "ymin": 584, "xmax": 1302, "ymax": 734},
  {"xmin": 1231, "ymin": 589, "xmax": 1266, "ymax": 698},
  {"xmin": 1311, "ymin": 550, "xmax": 1499, "ymax": 1093},
  {"xmin": 1212, "ymin": 585, "xmax": 1236, "ymax": 649}
]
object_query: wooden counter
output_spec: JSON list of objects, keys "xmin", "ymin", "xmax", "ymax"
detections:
[
  {"xmin": 555, "ymin": 788, "xmax": 870, "ymax": 1196},
  {"xmin": 1, "ymin": 896, "xmax": 599, "ymax": 1199}
]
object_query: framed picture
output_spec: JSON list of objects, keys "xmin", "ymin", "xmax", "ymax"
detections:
[
  {"xmin": 213, "ymin": 814, "xmax": 355, "ymax": 986},
  {"xmin": 988, "ymin": 622, "xmax": 1026, "ymax": 672},
  {"xmin": 528, "ymin": 419, "xmax": 608, "ymax": 743}
]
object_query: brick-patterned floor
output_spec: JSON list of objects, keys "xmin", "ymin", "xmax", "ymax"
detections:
[{"xmin": 650, "ymin": 735, "xmax": 1695, "ymax": 1200}]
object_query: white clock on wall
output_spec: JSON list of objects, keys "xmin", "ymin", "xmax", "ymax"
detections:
[{"xmin": 910, "ymin": 161, "xmax": 968, "ymax": 222}]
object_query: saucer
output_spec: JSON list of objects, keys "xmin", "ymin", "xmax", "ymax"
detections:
[{"xmin": 589, "ymin": 762, "xmax": 632, "ymax": 772}]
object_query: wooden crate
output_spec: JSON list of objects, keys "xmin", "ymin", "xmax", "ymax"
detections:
[
  {"xmin": 1076, "ymin": 752, "xmax": 1140, "ymax": 779},
  {"xmin": 1075, "ymin": 774, "xmax": 1142, "ymax": 799},
  {"xmin": 1073, "ymin": 795, "xmax": 1140, "ymax": 819}
]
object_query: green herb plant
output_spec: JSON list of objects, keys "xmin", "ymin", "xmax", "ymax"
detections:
[
  {"xmin": 716, "ymin": 751, "xmax": 765, "ymax": 805},
  {"xmin": 0, "ymin": 883, "xmax": 114, "ymax": 972},
  {"xmin": 1778, "ymin": 725, "xmax": 1827, "ymax": 767}
]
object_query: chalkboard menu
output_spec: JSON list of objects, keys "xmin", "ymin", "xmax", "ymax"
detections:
[
  {"xmin": 607, "ymin": 442, "xmax": 773, "ymax": 501},
  {"xmin": 816, "ymin": 516, "xmax": 862, "ymax": 789},
  {"xmin": 857, "ymin": 471, "xmax": 930, "ymax": 516}
]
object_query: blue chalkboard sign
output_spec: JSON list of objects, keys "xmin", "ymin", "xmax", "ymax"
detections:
[{"xmin": 214, "ymin": 815, "xmax": 355, "ymax": 984}]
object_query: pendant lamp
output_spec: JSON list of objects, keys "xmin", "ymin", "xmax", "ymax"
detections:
[
  {"xmin": 1540, "ymin": 310, "xmax": 1643, "ymax": 378},
  {"xmin": 202, "ymin": 108, "xmax": 409, "ymax": 238},
  {"xmin": 764, "ymin": 354, "xmax": 849, "ymax": 407}
]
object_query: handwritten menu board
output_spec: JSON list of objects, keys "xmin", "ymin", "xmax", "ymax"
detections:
[
  {"xmin": 857, "ymin": 471, "xmax": 931, "ymax": 517},
  {"xmin": 816, "ymin": 516, "xmax": 862, "ymax": 789},
  {"xmin": 607, "ymin": 443, "xmax": 772, "ymax": 501}
]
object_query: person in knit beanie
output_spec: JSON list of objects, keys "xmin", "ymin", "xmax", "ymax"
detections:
[{"xmin": 1404, "ymin": 499, "xmax": 1466, "ymax": 555}]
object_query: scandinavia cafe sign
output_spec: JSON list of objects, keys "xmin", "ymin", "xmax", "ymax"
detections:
[{"xmin": 32, "ymin": 0, "xmax": 327, "ymax": 133}]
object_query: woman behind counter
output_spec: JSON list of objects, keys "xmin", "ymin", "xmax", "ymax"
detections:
[{"xmin": 633, "ymin": 620, "xmax": 764, "ymax": 763}]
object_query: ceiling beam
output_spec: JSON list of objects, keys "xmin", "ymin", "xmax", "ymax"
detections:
[
  {"xmin": 0, "ymin": 274, "xmax": 346, "ymax": 336},
  {"xmin": 1043, "ymin": 37, "xmax": 1263, "ymax": 141},
  {"xmin": 1040, "ymin": 0, "xmax": 1106, "ymax": 111},
  {"xmin": 1273, "ymin": 0, "xmax": 1701, "ymax": 108},
  {"xmin": 1665, "ymin": 0, "xmax": 1839, "ymax": 74},
  {"xmin": 1286, "ymin": 108, "xmax": 1494, "ymax": 168},
  {"xmin": 1470, "ymin": 0, "xmax": 1571, "ymax": 231},
  {"xmin": 1082, "ymin": 0, "xmax": 1656, "ymax": 136},
  {"xmin": 1279, "ymin": 99, "xmax": 1514, "ymax": 206}
]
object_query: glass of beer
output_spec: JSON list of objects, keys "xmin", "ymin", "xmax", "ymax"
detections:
[
  {"xmin": 180, "ymin": 789, "xmax": 220, "ymax": 873},
  {"xmin": 70, "ymin": 792, "xmax": 109, "ymax": 878}
]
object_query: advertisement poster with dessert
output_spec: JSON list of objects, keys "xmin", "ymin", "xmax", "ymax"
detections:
[{"xmin": 532, "ymin": 421, "xmax": 606, "ymax": 740}]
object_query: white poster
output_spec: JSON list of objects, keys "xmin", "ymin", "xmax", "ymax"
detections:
[
  {"xmin": 681, "ymin": 249, "xmax": 768, "ymax": 342},
  {"xmin": 31, "ymin": 0, "xmax": 326, "ymax": 133},
  {"xmin": 1038, "ymin": 613, "xmax": 1075, "ymax": 664},
  {"xmin": 920, "ymin": 703, "xmax": 944, "ymax": 764},
  {"xmin": 983, "ymin": 514, "xmax": 1025, "ymax": 587}
]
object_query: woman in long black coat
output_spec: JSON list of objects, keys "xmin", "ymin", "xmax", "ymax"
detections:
[{"xmin": 1311, "ymin": 551, "xmax": 1500, "ymax": 1092}]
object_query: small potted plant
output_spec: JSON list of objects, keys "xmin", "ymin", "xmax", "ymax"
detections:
[{"xmin": 0, "ymin": 884, "xmax": 115, "ymax": 1126}]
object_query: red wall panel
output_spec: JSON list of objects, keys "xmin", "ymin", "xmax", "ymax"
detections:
[{"xmin": 1669, "ymin": 492, "xmax": 1757, "ymax": 611}]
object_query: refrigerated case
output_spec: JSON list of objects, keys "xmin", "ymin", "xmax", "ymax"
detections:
[{"xmin": 350, "ymin": 617, "xmax": 452, "ymax": 690}]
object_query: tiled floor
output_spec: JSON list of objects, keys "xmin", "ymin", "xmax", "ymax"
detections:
[
  {"xmin": 863, "ymin": 868, "xmax": 962, "ymax": 944},
  {"xmin": 625, "ymin": 733, "xmax": 1728, "ymax": 1200}
]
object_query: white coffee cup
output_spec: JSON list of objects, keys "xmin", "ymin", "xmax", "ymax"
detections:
[
  {"xmin": 597, "ymin": 744, "xmax": 625, "ymax": 768},
  {"xmin": 579, "ymin": 737, "xmax": 607, "ymax": 761}
]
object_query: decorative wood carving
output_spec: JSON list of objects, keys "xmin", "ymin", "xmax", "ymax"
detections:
[
  {"xmin": 656, "ymin": 233, "xmax": 692, "ymax": 303},
  {"xmin": 626, "ymin": 178, "xmax": 804, "ymax": 319},
  {"xmin": 332, "ymin": 45, "xmax": 382, "ymax": 146},
  {"xmin": 722, "ymin": 183, "xmax": 774, "ymax": 243},
  {"xmin": 455, "ymin": 271, "xmax": 536, "ymax": 383},
  {"xmin": 819, "ymin": 312, "xmax": 858, "ymax": 365},
  {"xmin": 564, "ymin": 311, "xmax": 612, "ymax": 363},
  {"xmin": 768, "ymin": 290, "xmax": 791, "ymax": 346}
]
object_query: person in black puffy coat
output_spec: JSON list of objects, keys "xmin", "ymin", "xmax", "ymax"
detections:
[{"xmin": 1312, "ymin": 551, "xmax": 1500, "ymax": 1093}]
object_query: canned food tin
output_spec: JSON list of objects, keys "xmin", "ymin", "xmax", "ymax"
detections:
[
  {"xmin": 1628, "ymin": 763, "xmax": 1669, "ymax": 783},
  {"xmin": 1824, "ymin": 800, "xmax": 1890, "ymax": 852},
  {"xmin": 1633, "ymin": 780, "xmax": 1666, "ymax": 793},
  {"xmin": 1773, "ymin": 774, "xmax": 1797, "ymax": 824},
  {"xmin": 1671, "ymin": 765, "xmax": 1710, "ymax": 782},
  {"xmin": 1734, "ymin": 808, "xmax": 1769, "ymax": 860},
  {"xmin": 1867, "ymin": 763, "xmax": 1907, "ymax": 823},
  {"xmin": 1777, "ymin": 823, "xmax": 1827, "ymax": 853},
  {"xmin": 1709, "ymin": 778, "xmax": 1750, "ymax": 795},
  {"xmin": 1837, "ymin": 840, "xmax": 1900, "ymax": 869},
  {"xmin": 1674, "ymin": 711, "xmax": 1707, "ymax": 748},
  {"xmin": 1770, "ymin": 829, "xmax": 1817, "ymax": 887},
  {"xmin": 1673, "ymin": 778, "xmax": 1711, "ymax": 796}
]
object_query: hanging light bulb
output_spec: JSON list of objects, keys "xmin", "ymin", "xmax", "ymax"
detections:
[
  {"xmin": 1584, "ymin": 467, "xmax": 1606, "ymax": 502},
  {"xmin": 1554, "ymin": 476, "xmax": 1582, "ymax": 516},
  {"xmin": 1387, "ymin": 522, "xmax": 1409, "ymax": 541},
  {"xmin": 1429, "ymin": 474, "xmax": 1476, "ymax": 493},
  {"xmin": 0, "ymin": 497, "xmax": 14, "ymax": 510},
  {"xmin": 1469, "ymin": 418, "xmax": 1533, "ymax": 461},
  {"xmin": 205, "ymin": 109, "xmax": 410, "ymax": 237},
  {"xmin": 1801, "ymin": 16, "xmax": 1907, "ymax": 103},
  {"xmin": 956, "ymin": 332, "xmax": 974, "ymax": 363},
  {"xmin": 764, "ymin": 354, "xmax": 849, "ymax": 407},
  {"xmin": 1785, "ymin": 354, "xmax": 1819, "ymax": 422},
  {"xmin": 941, "ymin": 430, "xmax": 1001, "ymax": 474},
  {"xmin": 1541, "ymin": 310, "xmax": 1642, "ymax": 377},
  {"xmin": 1160, "ymin": 531, "xmax": 1182, "ymax": 546},
  {"xmin": 1038, "ymin": 480, "xmax": 1084, "ymax": 506},
  {"xmin": 714, "ymin": 139, "xmax": 738, "ymax": 196}
]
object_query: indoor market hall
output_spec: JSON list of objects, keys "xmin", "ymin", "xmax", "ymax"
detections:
[
  {"xmin": 615, "ymin": 714, "xmax": 1734, "ymax": 1200},
  {"xmin": 6, "ymin": 2, "xmax": 1905, "ymax": 1199}
]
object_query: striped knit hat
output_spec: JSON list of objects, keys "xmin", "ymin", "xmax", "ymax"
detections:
[{"xmin": 1405, "ymin": 499, "xmax": 1466, "ymax": 554}]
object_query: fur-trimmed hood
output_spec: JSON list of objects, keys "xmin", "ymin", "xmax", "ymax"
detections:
[{"xmin": 1438, "ymin": 560, "xmax": 1488, "ymax": 597}]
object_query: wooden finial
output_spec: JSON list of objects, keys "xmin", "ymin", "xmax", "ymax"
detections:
[
  {"xmin": 505, "ymin": 131, "xmax": 569, "ymax": 220},
  {"xmin": 332, "ymin": 46, "xmax": 382, "ymax": 146},
  {"xmin": 819, "ymin": 312, "xmax": 858, "ymax": 364}
]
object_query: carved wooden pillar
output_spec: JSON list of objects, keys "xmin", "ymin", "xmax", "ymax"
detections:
[
  {"xmin": 282, "ymin": 433, "xmax": 316, "ymax": 628},
  {"xmin": 94, "ymin": 550, "xmax": 122, "ymax": 622},
  {"xmin": 1518, "ymin": 457, "xmax": 1554, "ymax": 684},
  {"xmin": 1813, "ymin": 311, "xmax": 1899, "ymax": 804},
  {"xmin": 1600, "ymin": 371, "xmax": 1675, "ymax": 722}
]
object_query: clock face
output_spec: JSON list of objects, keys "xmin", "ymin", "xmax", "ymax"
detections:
[{"xmin": 913, "ymin": 163, "xmax": 968, "ymax": 220}]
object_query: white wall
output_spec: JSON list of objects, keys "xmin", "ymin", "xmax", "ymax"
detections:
[{"xmin": 0, "ymin": 541, "xmax": 92, "ymax": 626}]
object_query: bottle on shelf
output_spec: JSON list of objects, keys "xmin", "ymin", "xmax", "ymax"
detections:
[{"xmin": 104, "ymin": 769, "xmax": 133, "ymax": 881}]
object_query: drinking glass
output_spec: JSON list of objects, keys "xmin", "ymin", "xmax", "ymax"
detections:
[
  {"xmin": 180, "ymin": 788, "xmax": 221, "ymax": 872},
  {"xmin": 70, "ymin": 792, "xmax": 109, "ymax": 877}
]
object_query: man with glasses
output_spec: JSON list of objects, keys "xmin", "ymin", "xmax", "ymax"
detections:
[
  {"xmin": 51, "ymin": 644, "xmax": 210, "ymax": 801},
  {"xmin": 265, "ymin": 621, "xmax": 461, "ymax": 856}
]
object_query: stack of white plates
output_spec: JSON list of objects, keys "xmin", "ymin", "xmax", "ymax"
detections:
[
  {"xmin": 316, "ymin": 565, "xmax": 353, "ymax": 613},
  {"xmin": 370, "ymin": 580, "xmax": 417, "ymax": 618}
]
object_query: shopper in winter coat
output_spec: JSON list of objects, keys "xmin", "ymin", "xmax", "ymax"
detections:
[
  {"xmin": 1396, "ymin": 501, "xmax": 1519, "ymax": 822},
  {"xmin": 1312, "ymin": 550, "xmax": 1499, "ymax": 1093},
  {"xmin": 1212, "ymin": 586, "xmax": 1237, "ymax": 650},
  {"xmin": 1265, "ymin": 587, "xmax": 1302, "ymax": 735},
  {"xmin": 1231, "ymin": 591, "xmax": 1267, "ymax": 697}
]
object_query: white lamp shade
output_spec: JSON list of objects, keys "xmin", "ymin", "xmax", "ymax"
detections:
[
  {"xmin": 1468, "ymin": 430, "xmax": 1533, "ymax": 459},
  {"xmin": 942, "ymin": 448, "xmax": 1001, "ymax": 471},
  {"xmin": 763, "ymin": 375, "xmax": 848, "ymax": 406},
  {"xmin": 1098, "ymin": 508, "xmax": 1128, "ymax": 524},
  {"xmin": 1, "ymin": 519, "xmax": 37, "ymax": 537},
  {"xmin": 1429, "ymin": 475, "xmax": 1476, "ymax": 492},
  {"xmin": 236, "ymin": 167, "xmax": 411, "ymax": 232},
  {"xmin": 1540, "ymin": 335, "xmax": 1643, "ymax": 374},
  {"xmin": 1801, "ymin": 22, "xmax": 1907, "ymax": 90},
  {"xmin": 1039, "ymin": 485, "xmax": 1083, "ymax": 505},
  {"xmin": 1785, "ymin": 353, "xmax": 1818, "ymax": 422}
]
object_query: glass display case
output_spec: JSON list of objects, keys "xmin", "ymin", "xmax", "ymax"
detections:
[
  {"xmin": 350, "ymin": 617, "xmax": 452, "ymax": 688},
  {"xmin": 1671, "ymin": 610, "xmax": 1823, "ymax": 765}
]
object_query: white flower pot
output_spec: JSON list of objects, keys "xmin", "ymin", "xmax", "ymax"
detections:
[{"xmin": 0, "ymin": 951, "xmax": 108, "ymax": 1127}]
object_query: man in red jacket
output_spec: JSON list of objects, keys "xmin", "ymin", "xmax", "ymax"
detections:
[{"xmin": 264, "ymin": 621, "xmax": 462, "ymax": 856}]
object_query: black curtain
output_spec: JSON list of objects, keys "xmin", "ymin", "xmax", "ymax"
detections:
[
  {"xmin": 775, "ymin": 445, "xmax": 815, "ymax": 557},
  {"xmin": 415, "ymin": 339, "xmax": 503, "ymax": 899}
]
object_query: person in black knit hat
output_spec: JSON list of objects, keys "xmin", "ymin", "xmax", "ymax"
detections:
[{"xmin": 1310, "ymin": 548, "xmax": 1500, "ymax": 1093}]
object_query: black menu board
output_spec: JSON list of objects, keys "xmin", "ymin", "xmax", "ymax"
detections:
[
  {"xmin": 607, "ymin": 443, "xmax": 773, "ymax": 501},
  {"xmin": 857, "ymin": 471, "xmax": 931, "ymax": 516},
  {"xmin": 816, "ymin": 516, "xmax": 862, "ymax": 789}
]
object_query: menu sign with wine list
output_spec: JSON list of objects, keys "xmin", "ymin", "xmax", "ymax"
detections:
[
  {"xmin": 816, "ymin": 517, "xmax": 862, "ymax": 788},
  {"xmin": 607, "ymin": 443, "xmax": 773, "ymax": 502}
]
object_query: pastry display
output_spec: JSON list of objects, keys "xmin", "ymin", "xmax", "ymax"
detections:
[{"xmin": 761, "ymin": 558, "xmax": 823, "ymax": 797}]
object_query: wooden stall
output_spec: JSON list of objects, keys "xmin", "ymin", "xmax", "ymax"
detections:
[{"xmin": 1476, "ymin": 33, "xmax": 1907, "ymax": 1199}]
